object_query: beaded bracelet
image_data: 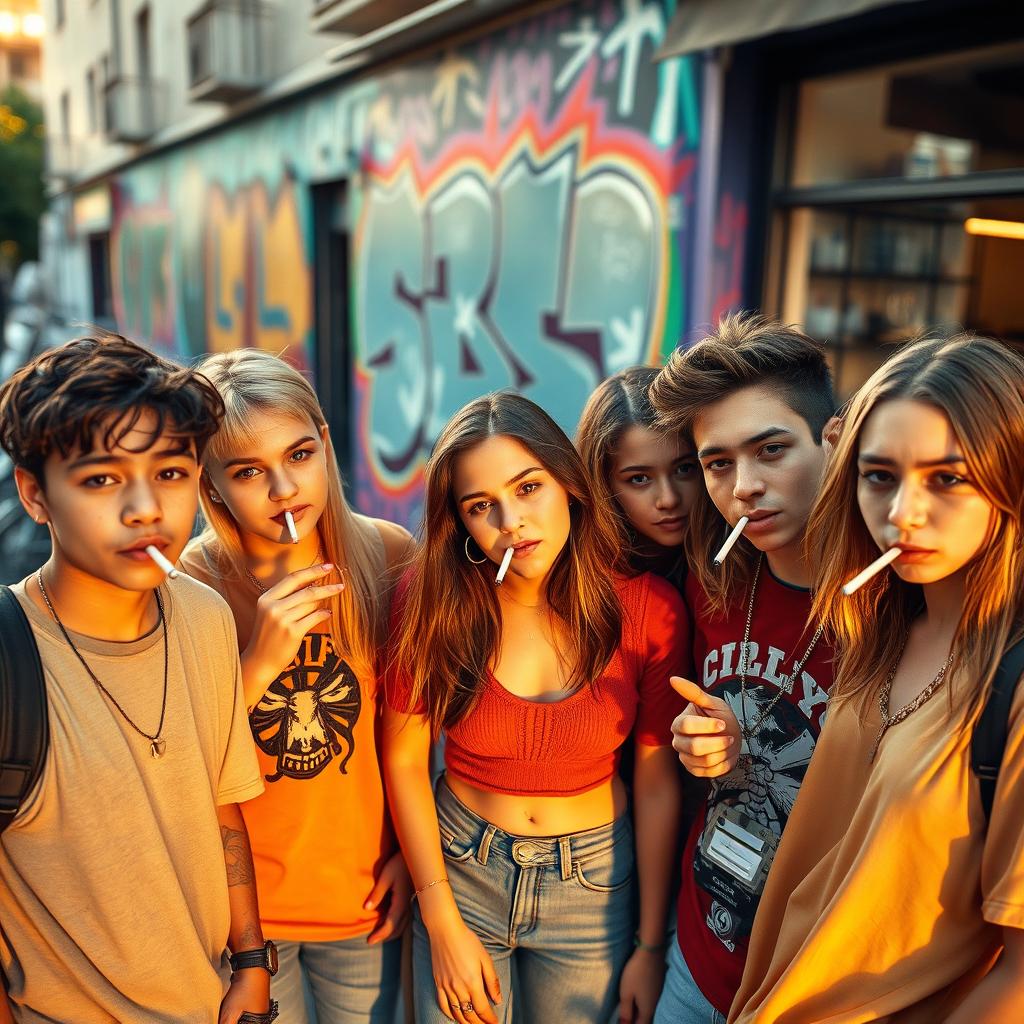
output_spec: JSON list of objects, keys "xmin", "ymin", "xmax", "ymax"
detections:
[{"xmin": 413, "ymin": 876, "xmax": 450, "ymax": 899}]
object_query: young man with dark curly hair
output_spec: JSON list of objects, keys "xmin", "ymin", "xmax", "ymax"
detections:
[{"xmin": 0, "ymin": 335, "xmax": 278, "ymax": 1024}]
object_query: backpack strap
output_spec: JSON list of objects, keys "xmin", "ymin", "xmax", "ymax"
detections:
[
  {"xmin": 0, "ymin": 586, "xmax": 49, "ymax": 834},
  {"xmin": 971, "ymin": 637, "xmax": 1024, "ymax": 825}
]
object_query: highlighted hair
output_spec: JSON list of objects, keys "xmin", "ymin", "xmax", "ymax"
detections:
[
  {"xmin": 393, "ymin": 392, "xmax": 622, "ymax": 737},
  {"xmin": 807, "ymin": 333, "xmax": 1024, "ymax": 719},
  {"xmin": 197, "ymin": 349, "xmax": 383, "ymax": 675}
]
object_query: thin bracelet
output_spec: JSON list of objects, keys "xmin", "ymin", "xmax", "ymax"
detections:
[
  {"xmin": 414, "ymin": 876, "xmax": 450, "ymax": 899},
  {"xmin": 634, "ymin": 932, "xmax": 669, "ymax": 954}
]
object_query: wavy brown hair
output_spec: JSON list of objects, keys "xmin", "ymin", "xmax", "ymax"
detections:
[
  {"xmin": 807, "ymin": 333, "xmax": 1024, "ymax": 721},
  {"xmin": 576, "ymin": 365, "xmax": 678, "ymax": 567},
  {"xmin": 393, "ymin": 392, "xmax": 623, "ymax": 736},
  {"xmin": 649, "ymin": 313, "xmax": 834, "ymax": 616}
]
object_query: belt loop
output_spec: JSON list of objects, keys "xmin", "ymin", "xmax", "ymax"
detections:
[
  {"xmin": 559, "ymin": 835, "xmax": 572, "ymax": 881},
  {"xmin": 477, "ymin": 824, "xmax": 496, "ymax": 865}
]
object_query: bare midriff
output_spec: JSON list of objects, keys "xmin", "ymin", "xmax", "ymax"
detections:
[{"xmin": 445, "ymin": 772, "xmax": 628, "ymax": 837}]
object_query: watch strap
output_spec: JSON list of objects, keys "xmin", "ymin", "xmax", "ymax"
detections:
[{"xmin": 230, "ymin": 946, "xmax": 270, "ymax": 973}]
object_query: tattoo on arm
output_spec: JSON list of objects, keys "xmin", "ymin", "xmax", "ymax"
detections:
[
  {"xmin": 220, "ymin": 824, "xmax": 255, "ymax": 887},
  {"xmin": 237, "ymin": 922, "xmax": 263, "ymax": 951}
]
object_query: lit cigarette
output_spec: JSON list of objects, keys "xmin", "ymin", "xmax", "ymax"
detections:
[
  {"xmin": 145, "ymin": 545, "xmax": 179, "ymax": 579},
  {"xmin": 713, "ymin": 516, "xmax": 749, "ymax": 567},
  {"xmin": 495, "ymin": 546, "xmax": 514, "ymax": 585},
  {"xmin": 841, "ymin": 547, "xmax": 901, "ymax": 596},
  {"xmin": 284, "ymin": 510, "xmax": 299, "ymax": 544}
]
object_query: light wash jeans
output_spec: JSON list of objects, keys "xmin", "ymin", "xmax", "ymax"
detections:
[
  {"xmin": 272, "ymin": 934, "xmax": 402, "ymax": 1023},
  {"xmin": 653, "ymin": 938, "xmax": 727, "ymax": 1024},
  {"xmin": 413, "ymin": 779, "xmax": 636, "ymax": 1024}
]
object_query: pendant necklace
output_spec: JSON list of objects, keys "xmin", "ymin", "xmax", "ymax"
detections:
[
  {"xmin": 738, "ymin": 556, "xmax": 825, "ymax": 740},
  {"xmin": 36, "ymin": 569, "xmax": 169, "ymax": 759},
  {"xmin": 869, "ymin": 643, "xmax": 955, "ymax": 762}
]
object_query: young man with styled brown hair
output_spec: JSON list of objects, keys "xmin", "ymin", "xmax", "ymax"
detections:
[
  {"xmin": 647, "ymin": 314, "xmax": 837, "ymax": 1024},
  {"xmin": 0, "ymin": 334, "xmax": 278, "ymax": 1023}
]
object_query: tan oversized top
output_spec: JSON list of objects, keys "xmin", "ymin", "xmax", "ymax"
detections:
[
  {"xmin": 729, "ymin": 667, "xmax": 1024, "ymax": 1024},
  {"xmin": 0, "ymin": 575, "xmax": 263, "ymax": 1024}
]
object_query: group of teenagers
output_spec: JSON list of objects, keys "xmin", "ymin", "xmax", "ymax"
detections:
[{"xmin": 0, "ymin": 312, "xmax": 1022, "ymax": 1024}]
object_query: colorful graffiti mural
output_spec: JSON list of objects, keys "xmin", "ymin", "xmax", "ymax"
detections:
[{"xmin": 108, "ymin": 0, "xmax": 699, "ymax": 526}]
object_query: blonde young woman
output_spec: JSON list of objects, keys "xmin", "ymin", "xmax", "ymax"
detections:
[
  {"xmin": 576, "ymin": 366, "xmax": 700, "ymax": 591},
  {"xmin": 731, "ymin": 334, "xmax": 1024, "ymax": 1023},
  {"xmin": 179, "ymin": 350, "xmax": 414, "ymax": 1024},
  {"xmin": 383, "ymin": 393, "xmax": 690, "ymax": 1024}
]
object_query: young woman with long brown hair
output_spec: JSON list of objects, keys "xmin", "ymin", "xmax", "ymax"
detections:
[
  {"xmin": 731, "ymin": 333, "xmax": 1024, "ymax": 1023},
  {"xmin": 383, "ymin": 392, "xmax": 690, "ymax": 1024},
  {"xmin": 576, "ymin": 366, "xmax": 700, "ymax": 590},
  {"xmin": 179, "ymin": 349, "xmax": 414, "ymax": 1024}
]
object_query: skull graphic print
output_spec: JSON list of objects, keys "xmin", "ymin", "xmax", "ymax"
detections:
[{"xmin": 250, "ymin": 633, "xmax": 361, "ymax": 783}]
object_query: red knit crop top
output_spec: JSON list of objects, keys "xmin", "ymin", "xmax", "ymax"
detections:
[{"xmin": 385, "ymin": 572, "xmax": 691, "ymax": 796}]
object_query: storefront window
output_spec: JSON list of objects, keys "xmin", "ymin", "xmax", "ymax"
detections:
[
  {"xmin": 770, "ymin": 39, "xmax": 1024, "ymax": 397},
  {"xmin": 792, "ymin": 41, "xmax": 1024, "ymax": 188}
]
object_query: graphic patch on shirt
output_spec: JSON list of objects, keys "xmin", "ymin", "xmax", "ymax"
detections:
[
  {"xmin": 693, "ymin": 645, "xmax": 827, "ymax": 949},
  {"xmin": 249, "ymin": 633, "xmax": 361, "ymax": 783}
]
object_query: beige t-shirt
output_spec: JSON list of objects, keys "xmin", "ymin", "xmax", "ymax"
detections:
[
  {"xmin": 0, "ymin": 574, "xmax": 263, "ymax": 1024},
  {"xmin": 730, "ymin": 670, "xmax": 1024, "ymax": 1023}
]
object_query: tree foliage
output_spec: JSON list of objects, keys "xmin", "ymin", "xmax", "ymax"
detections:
[{"xmin": 0, "ymin": 85, "xmax": 45, "ymax": 268}]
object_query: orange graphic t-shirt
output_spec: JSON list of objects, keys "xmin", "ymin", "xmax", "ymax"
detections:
[{"xmin": 180, "ymin": 517, "xmax": 410, "ymax": 941}]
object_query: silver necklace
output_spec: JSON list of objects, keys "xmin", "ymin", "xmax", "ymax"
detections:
[
  {"xmin": 36, "ymin": 569, "xmax": 169, "ymax": 758},
  {"xmin": 738, "ymin": 556, "xmax": 825, "ymax": 740},
  {"xmin": 245, "ymin": 550, "xmax": 323, "ymax": 594}
]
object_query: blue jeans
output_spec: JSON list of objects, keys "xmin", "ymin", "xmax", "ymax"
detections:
[
  {"xmin": 272, "ymin": 934, "xmax": 402, "ymax": 1023},
  {"xmin": 413, "ymin": 779, "xmax": 636, "ymax": 1024},
  {"xmin": 653, "ymin": 938, "xmax": 727, "ymax": 1024}
]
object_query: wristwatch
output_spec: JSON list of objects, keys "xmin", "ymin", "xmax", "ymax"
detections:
[{"xmin": 229, "ymin": 939, "xmax": 279, "ymax": 977}]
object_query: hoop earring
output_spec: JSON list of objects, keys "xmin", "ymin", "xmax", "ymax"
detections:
[{"xmin": 464, "ymin": 535, "xmax": 487, "ymax": 564}]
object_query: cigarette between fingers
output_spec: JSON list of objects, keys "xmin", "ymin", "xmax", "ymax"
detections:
[
  {"xmin": 145, "ymin": 545, "xmax": 179, "ymax": 580},
  {"xmin": 284, "ymin": 510, "xmax": 299, "ymax": 544},
  {"xmin": 713, "ymin": 516, "xmax": 750, "ymax": 567},
  {"xmin": 841, "ymin": 546, "xmax": 901, "ymax": 596},
  {"xmin": 495, "ymin": 546, "xmax": 514, "ymax": 585}
]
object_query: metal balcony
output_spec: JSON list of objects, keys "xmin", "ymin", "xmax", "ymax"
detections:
[
  {"xmin": 187, "ymin": 0, "xmax": 270, "ymax": 103},
  {"xmin": 311, "ymin": 0, "xmax": 435, "ymax": 36},
  {"xmin": 103, "ymin": 76, "xmax": 165, "ymax": 144}
]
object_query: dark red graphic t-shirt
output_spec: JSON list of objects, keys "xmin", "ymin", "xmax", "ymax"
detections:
[{"xmin": 677, "ymin": 568, "xmax": 835, "ymax": 1015}]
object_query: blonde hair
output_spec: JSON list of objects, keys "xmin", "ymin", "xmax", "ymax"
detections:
[
  {"xmin": 649, "ymin": 313, "xmax": 834, "ymax": 616},
  {"xmin": 196, "ymin": 349, "xmax": 383, "ymax": 675},
  {"xmin": 807, "ymin": 332, "xmax": 1024, "ymax": 721}
]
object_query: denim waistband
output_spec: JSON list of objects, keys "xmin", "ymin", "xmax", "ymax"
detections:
[{"xmin": 436, "ymin": 776, "xmax": 632, "ymax": 878}]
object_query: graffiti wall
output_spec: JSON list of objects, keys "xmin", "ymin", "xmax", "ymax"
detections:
[{"xmin": 109, "ymin": 0, "xmax": 700, "ymax": 526}]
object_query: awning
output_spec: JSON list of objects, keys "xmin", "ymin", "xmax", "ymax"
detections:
[{"xmin": 657, "ymin": 0, "xmax": 930, "ymax": 59}]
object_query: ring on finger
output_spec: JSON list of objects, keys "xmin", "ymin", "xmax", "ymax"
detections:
[{"xmin": 460, "ymin": 1001, "xmax": 475, "ymax": 1014}]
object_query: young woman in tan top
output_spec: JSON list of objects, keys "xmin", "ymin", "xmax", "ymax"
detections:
[{"xmin": 730, "ymin": 333, "xmax": 1024, "ymax": 1023}]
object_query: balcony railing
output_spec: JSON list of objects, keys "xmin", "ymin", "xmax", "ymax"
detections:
[
  {"xmin": 311, "ymin": 0, "xmax": 425, "ymax": 36},
  {"xmin": 188, "ymin": 0, "xmax": 270, "ymax": 103},
  {"xmin": 104, "ymin": 76, "xmax": 166, "ymax": 144},
  {"xmin": 44, "ymin": 136, "xmax": 82, "ymax": 181}
]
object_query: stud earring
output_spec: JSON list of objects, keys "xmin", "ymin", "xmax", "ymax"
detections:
[{"xmin": 209, "ymin": 491, "xmax": 222, "ymax": 504}]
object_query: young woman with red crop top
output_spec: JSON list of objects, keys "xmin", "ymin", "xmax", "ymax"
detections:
[{"xmin": 383, "ymin": 393, "xmax": 691, "ymax": 1024}]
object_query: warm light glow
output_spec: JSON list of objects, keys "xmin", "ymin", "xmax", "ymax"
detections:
[
  {"xmin": 964, "ymin": 217, "xmax": 1024, "ymax": 241},
  {"xmin": 0, "ymin": 12, "xmax": 17, "ymax": 37},
  {"xmin": 21, "ymin": 12, "xmax": 44, "ymax": 37}
]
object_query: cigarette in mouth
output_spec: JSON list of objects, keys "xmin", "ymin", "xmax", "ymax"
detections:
[
  {"xmin": 713, "ymin": 516, "xmax": 750, "ymax": 567},
  {"xmin": 841, "ymin": 546, "xmax": 901, "ymax": 596},
  {"xmin": 495, "ymin": 546, "xmax": 514, "ymax": 585},
  {"xmin": 145, "ymin": 545, "xmax": 179, "ymax": 579},
  {"xmin": 284, "ymin": 510, "xmax": 299, "ymax": 544}
]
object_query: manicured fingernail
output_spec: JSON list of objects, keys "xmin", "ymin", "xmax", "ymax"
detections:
[
  {"xmin": 725, "ymin": 736, "xmax": 734, "ymax": 746},
  {"xmin": 363, "ymin": 900, "xmax": 373, "ymax": 910},
  {"xmin": 321, "ymin": 563, "xmax": 334, "ymax": 570},
  {"xmin": 713, "ymin": 721, "xmax": 725, "ymax": 732}
]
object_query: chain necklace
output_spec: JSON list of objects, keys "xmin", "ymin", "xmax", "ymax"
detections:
[
  {"xmin": 738, "ymin": 556, "xmax": 825, "ymax": 740},
  {"xmin": 36, "ymin": 569, "xmax": 169, "ymax": 759},
  {"xmin": 245, "ymin": 550, "xmax": 324, "ymax": 594},
  {"xmin": 869, "ymin": 644, "xmax": 955, "ymax": 762}
]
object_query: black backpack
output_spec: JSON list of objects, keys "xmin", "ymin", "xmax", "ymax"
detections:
[
  {"xmin": 0, "ymin": 584, "xmax": 1022, "ymax": 831},
  {"xmin": 0, "ymin": 585, "xmax": 48, "ymax": 834}
]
